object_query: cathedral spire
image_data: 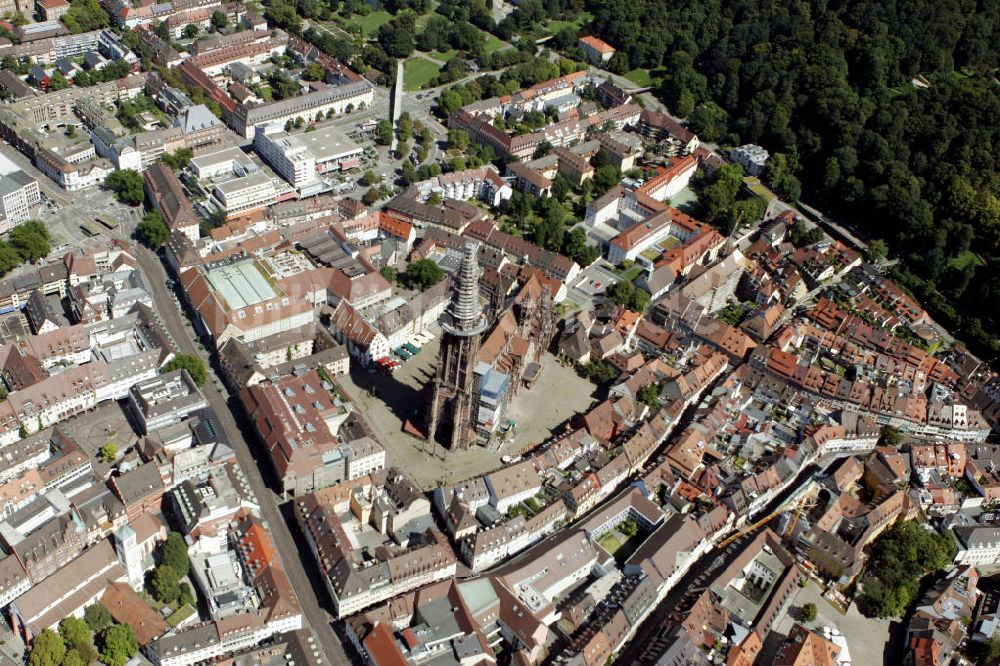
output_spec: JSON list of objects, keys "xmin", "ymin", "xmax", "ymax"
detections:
[{"xmin": 442, "ymin": 241, "xmax": 488, "ymax": 337}]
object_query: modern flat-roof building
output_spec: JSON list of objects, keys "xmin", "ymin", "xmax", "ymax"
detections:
[
  {"xmin": 0, "ymin": 170, "xmax": 40, "ymax": 233},
  {"xmin": 254, "ymin": 125, "xmax": 363, "ymax": 193},
  {"xmin": 127, "ymin": 369, "xmax": 208, "ymax": 434},
  {"xmin": 189, "ymin": 147, "xmax": 260, "ymax": 182},
  {"xmin": 211, "ymin": 172, "xmax": 277, "ymax": 217}
]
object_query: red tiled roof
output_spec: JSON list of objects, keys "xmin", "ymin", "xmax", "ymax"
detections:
[{"xmin": 578, "ymin": 35, "xmax": 615, "ymax": 54}]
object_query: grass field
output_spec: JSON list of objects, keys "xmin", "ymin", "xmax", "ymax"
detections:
[
  {"xmin": 598, "ymin": 533, "xmax": 623, "ymax": 555},
  {"xmin": 484, "ymin": 33, "xmax": 510, "ymax": 55},
  {"xmin": 949, "ymin": 250, "xmax": 984, "ymax": 270},
  {"xmin": 432, "ymin": 48, "xmax": 459, "ymax": 62},
  {"xmin": 166, "ymin": 604, "xmax": 196, "ymax": 628},
  {"xmin": 624, "ymin": 69, "xmax": 653, "ymax": 87},
  {"xmin": 622, "ymin": 263, "xmax": 644, "ymax": 283},
  {"xmin": 344, "ymin": 10, "xmax": 393, "ymax": 37},
  {"xmin": 545, "ymin": 11, "xmax": 593, "ymax": 35},
  {"xmin": 404, "ymin": 57, "xmax": 442, "ymax": 90}
]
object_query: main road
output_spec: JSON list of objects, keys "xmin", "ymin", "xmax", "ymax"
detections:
[{"xmin": 135, "ymin": 246, "xmax": 353, "ymax": 666}]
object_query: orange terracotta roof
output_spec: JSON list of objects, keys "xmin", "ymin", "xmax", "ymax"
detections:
[{"xmin": 578, "ymin": 35, "xmax": 615, "ymax": 54}]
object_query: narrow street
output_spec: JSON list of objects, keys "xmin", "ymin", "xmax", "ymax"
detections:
[
  {"xmin": 135, "ymin": 247, "xmax": 353, "ymax": 666},
  {"xmin": 614, "ymin": 460, "xmax": 825, "ymax": 665}
]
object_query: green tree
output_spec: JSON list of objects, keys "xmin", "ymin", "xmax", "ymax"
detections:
[
  {"xmin": 8, "ymin": 219, "xmax": 51, "ymax": 263},
  {"xmin": 376, "ymin": 119, "xmax": 393, "ymax": 146},
  {"xmin": 84, "ymin": 603, "xmax": 113, "ymax": 633},
  {"xmin": 28, "ymin": 629, "xmax": 65, "ymax": 666},
  {"xmin": 619, "ymin": 519, "xmax": 639, "ymax": 537},
  {"xmin": 161, "ymin": 147, "xmax": 193, "ymax": 169},
  {"xmin": 378, "ymin": 10, "xmax": 417, "ymax": 58},
  {"xmin": 406, "ymin": 259, "xmax": 445, "ymax": 290},
  {"xmin": 104, "ymin": 170, "xmax": 144, "ymax": 206},
  {"xmin": 360, "ymin": 170, "xmax": 377, "ymax": 186},
  {"xmin": 210, "ymin": 10, "xmax": 227, "ymax": 29},
  {"xmin": 592, "ymin": 164, "xmax": 621, "ymax": 194},
  {"xmin": 637, "ymin": 383, "xmax": 660, "ymax": 408},
  {"xmin": 380, "ymin": 266, "xmax": 397, "ymax": 283},
  {"xmin": 856, "ymin": 520, "xmax": 956, "ymax": 619},
  {"xmin": 607, "ymin": 280, "xmax": 649, "ymax": 311},
  {"xmin": 162, "ymin": 353, "xmax": 207, "ymax": 386},
  {"xmin": 401, "ymin": 160, "xmax": 417, "ymax": 185},
  {"xmin": 0, "ymin": 241, "xmax": 22, "ymax": 276},
  {"xmin": 801, "ymin": 602, "xmax": 817, "ymax": 623},
  {"xmin": 150, "ymin": 564, "xmax": 181, "ymax": 604},
  {"xmin": 866, "ymin": 239, "xmax": 889, "ymax": 263},
  {"xmin": 99, "ymin": 441, "xmax": 117, "ymax": 463},
  {"xmin": 182, "ymin": 23, "xmax": 199, "ymax": 38},
  {"xmin": 61, "ymin": 650, "xmax": 86, "ymax": 666},
  {"xmin": 397, "ymin": 112, "xmax": 413, "ymax": 142},
  {"xmin": 178, "ymin": 582, "xmax": 196, "ymax": 608},
  {"xmin": 447, "ymin": 128, "xmax": 469, "ymax": 151},
  {"xmin": 137, "ymin": 211, "xmax": 169, "ymax": 248},
  {"xmin": 563, "ymin": 227, "xmax": 598, "ymax": 267},
  {"xmin": 787, "ymin": 221, "xmax": 824, "ymax": 247},
  {"xmin": 61, "ymin": 0, "xmax": 110, "ymax": 33},
  {"xmin": 582, "ymin": 360, "xmax": 618, "ymax": 385},
  {"xmin": 267, "ymin": 69, "xmax": 301, "ymax": 101},
  {"xmin": 302, "ymin": 62, "xmax": 325, "ymax": 81},
  {"xmin": 967, "ymin": 638, "xmax": 1000, "ymax": 665},
  {"xmin": 47, "ymin": 71, "xmax": 70, "ymax": 91},
  {"xmin": 878, "ymin": 425, "xmax": 903, "ymax": 448},
  {"xmin": 99, "ymin": 625, "xmax": 138, "ymax": 666},
  {"xmin": 264, "ymin": 0, "xmax": 300, "ymax": 33},
  {"xmin": 58, "ymin": 618, "xmax": 92, "ymax": 650},
  {"xmin": 161, "ymin": 532, "xmax": 190, "ymax": 577},
  {"xmin": 688, "ymin": 102, "xmax": 728, "ymax": 141}
]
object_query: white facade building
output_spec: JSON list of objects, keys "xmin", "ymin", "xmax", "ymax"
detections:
[
  {"xmin": 0, "ymin": 171, "xmax": 40, "ymax": 233},
  {"xmin": 211, "ymin": 173, "xmax": 277, "ymax": 215},
  {"xmin": 730, "ymin": 144, "xmax": 770, "ymax": 177}
]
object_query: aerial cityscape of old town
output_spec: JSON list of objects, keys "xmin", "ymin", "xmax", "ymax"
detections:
[{"xmin": 0, "ymin": 0, "xmax": 994, "ymax": 665}]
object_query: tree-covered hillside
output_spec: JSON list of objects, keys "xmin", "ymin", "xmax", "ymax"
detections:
[{"xmin": 588, "ymin": 0, "xmax": 1000, "ymax": 356}]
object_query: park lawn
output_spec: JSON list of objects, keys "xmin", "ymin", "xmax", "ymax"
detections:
[
  {"xmin": 624, "ymin": 68, "xmax": 653, "ymax": 87},
  {"xmin": 546, "ymin": 11, "xmax": 593, "ymax": 35},
  {"xmin": 484, "ymin": 33, "xmax": 510, "ymax": 55},
  {"xmin": 404, "ymin": 57, "xmax": 442, "ymax": 90},
  {"xmin": 598, "ymin": 533, "xmax": 623, "ymax": 555},
  {"xmin": 432, "ymin": 48, "xmax": 459, "ymax": 62},
  {"xmin": 345, "ymin": 10, "xmax": 393, "ymax": 37}
]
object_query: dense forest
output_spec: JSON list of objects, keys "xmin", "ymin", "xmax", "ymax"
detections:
[{"xmin": 586, "ymin": 0, "xmax": 1000, "ymax": 357}]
